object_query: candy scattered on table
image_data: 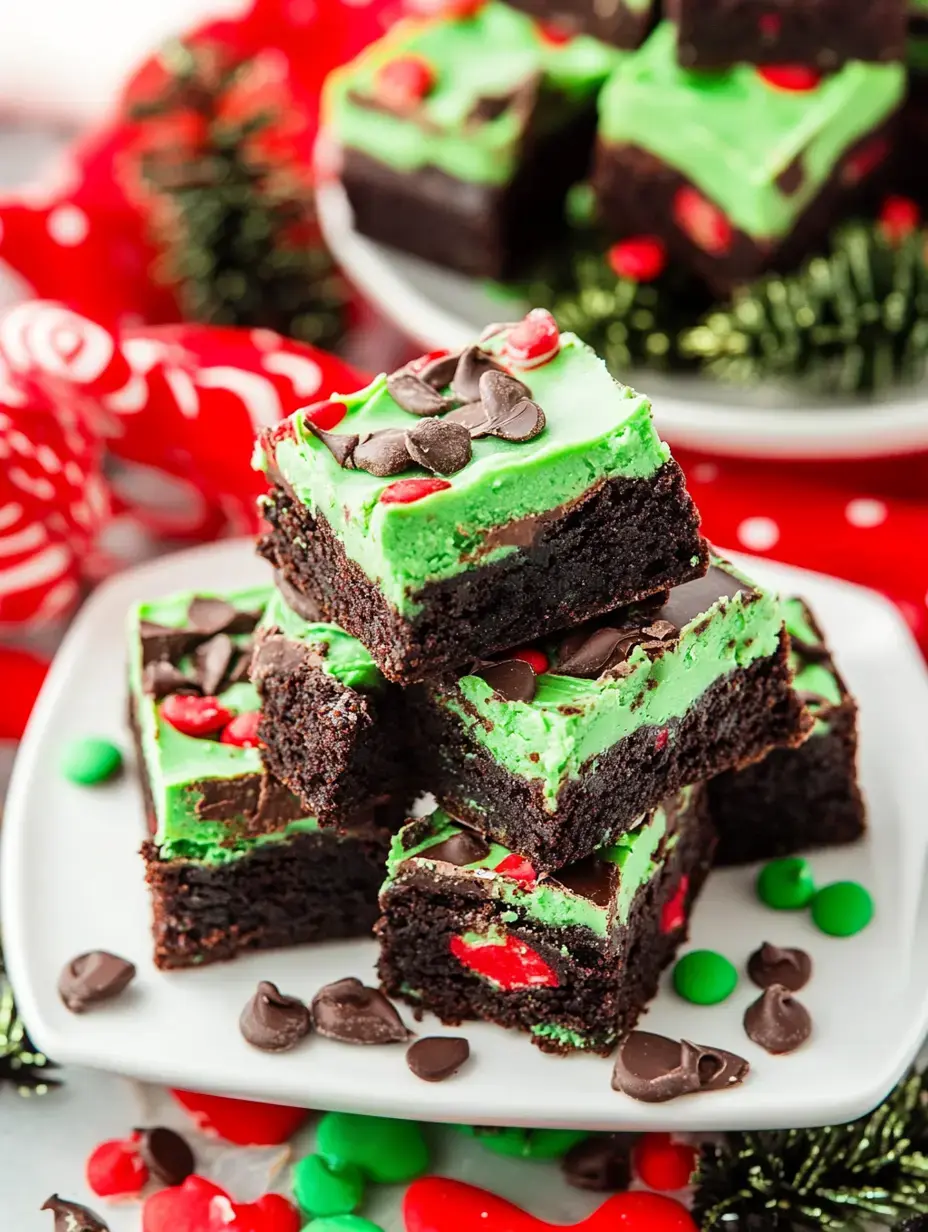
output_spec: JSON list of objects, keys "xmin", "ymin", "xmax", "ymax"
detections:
[
  {"xmin": 405, "ymin": 1036, "xmax": 470, "ymax": 1082},
  {"xmin": 168, "ymin": 1090, "xmax": 310, "ymax": 1145},
  {"xmin": 632, "ymin": 1133, "xmax": 698, "ymax": 1191},
  {"xmin": 293, "ymin": 1154, "xmax": 365, "ymax": 1218},
  {"xmin": 746, "ymin": 943, "xmax": 812, "ymax": 991},
  {"xmin": 811, "ymin": 881, "xmax": 874, "ymax": 936},
  {"xmin": 316, "ymin": 1112, "xmax": 429, "ymax": 1184},
  {"xmin": 672, "ymin": 950, "xmax": 738, "ymax": 1005},
  {"xmin": 303, "ymin": 1218, "xmax": 385, "ymax": 1232},
  {"xmin": 756, "ymin": 858, "xmax": 816, "ymax": 910},
  {"xmin": 42, "ymin": 1195, "xmax": 110, "ymax": 1231},
  {"xmin": 240, "ymin": 981, "xmax": 312, "ymax": 1052},
  {"xmin": 85, "ymin": 1137, "xmax": 148, "ymax": 1199},
  {"xmin": 455, "ymin": 1125, "xmax": 588, "ymax": 1159},
  {"xmin": 58, "ymin": 952, "xmax": 136, "ymax": 1014},
  {"xmin": 743, "ymin": 984, "xmax": 813, "ymax": 1054},
  {"xmin": 142, "ymin": 1175, "xmax": 300, "ymax": 1232},
  {"xmin": 311, "ymin": 978, "xmax": 410, "ymax": 1045},
  {"xmin": 59, "ymin": 737, "xmax": 123, "ymax": 786},
  {"xmin": 137, "ymin": 1126, "xmax": 196, "ymax": 1187},
  {"xmin": 561, "ymin": 1134, "xmax": 634, "ymax": 1191}
]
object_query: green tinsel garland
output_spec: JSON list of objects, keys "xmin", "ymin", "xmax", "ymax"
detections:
[{"xmin": 0, "ymin": 944, "xmax": 57, "ymax": 1096}]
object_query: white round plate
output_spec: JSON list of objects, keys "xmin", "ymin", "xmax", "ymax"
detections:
[
  {"xmin": 4, "ymin": 539, "xmax": 928, "ymax": 1130},
  {"xmin": 317, "ymin": 175, "xmax": 928, "ymax": 461}
]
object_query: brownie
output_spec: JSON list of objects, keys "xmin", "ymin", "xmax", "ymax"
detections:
[
  {"xmin": 503, "ymin": 0, "xmax": 658, "ymax": 50},
  {"xmin": 406, "ymin": 557, "xmax": 812, "ymax": 872},
  {"xmin": 592, "ymin": 24, "xmax": 905, "ymax": 294},
  {"xmin": 257, "ymin": 317, "xmax": 709, "ymax": 684},
  {"xmin": 709, "ymin": 596, "xmax": 865, "ymax": 865},
  {"xmin": 667, "ymin": 0, "xmax": 907, "ymax": 69},
  {"xmin": 377, "ymin": 788, "xmax": 716, "ymax": 1055},
  {"xmin": 324, "ymin": 2, "xmax": 621, "ymax": 279}
]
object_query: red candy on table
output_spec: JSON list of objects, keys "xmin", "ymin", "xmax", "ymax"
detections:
[
  {"xmin": 143, "ymin": 1175, "xmax": 300, "ymax": 1232},
  {"xmin": 672, "ymin": 188, "xmax": 733, "ymax": 256},
  {"xmin": 660, "ymin": 874, "xmax": 690, "ymax": 935},
  {"xmin": 304, "ymin": 400, "xmax": 347, "ymax": 431},
  {"xmin": 503, "ymin": 309, "xmax": 561, "ymax": 369},
  {"xmin": 757, "ymin": 65, "xmax": 822, "ymax": 91},
  {"xmin": 633, "ymin": 1132, "xmax": 698, "ymax": 1192},
  {"xmin": 221, "ymin": 711, "xmax": 263, "ymax": 748},
  {"xmin": 494, "ymin": 854, "xmax": 538, "ymax": 886},
  {"xmin": 375, "ymin": 57, "xmax": 437, "ymax": 111},
  {"xmin": 379, "ymin": 478, "xmax": 452, "ymax": 505},
  {"xmin": 161, "ymin": 694, "xmax": 233, "ymax": 738},
  {"xmin": 169, "ymin": 1089, "xmax": 310, "ymax": 1145},
  {"xmin": 450, "ymin": 931, "xmax": 558, "ymax": 990},
  {"xmin": 607, "ymin": 237, "xmax": 667, "ymax": 282},
  {"xmin": 86, "ymin": 1136, "xmax": 149, "ymax": 1199}
]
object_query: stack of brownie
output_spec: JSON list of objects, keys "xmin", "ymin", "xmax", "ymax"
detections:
[{"xmin": 130, "ymin": 310, "xmax": 866, "ymax": 1053}]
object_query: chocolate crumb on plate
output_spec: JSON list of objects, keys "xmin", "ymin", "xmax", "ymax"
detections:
[
  {"xmin": 240, "ymin": 980, "xmax": 312, "ymax": 1052},
  {"xmin": 611, "ymin": 1030, "xmax": 749, "ymax": 1102},
  {"xmin": 58, "ymin": 952, "xmax": 136, "ymax": 1014},
  {"xmin": 137, "ymin": 1126, "xmax": 196, "ymax": 1187},
  {"xmin": 406, "ymin": 1035, "xmax": 470, "ymax": 1081},
  {"xmin": 312, "ymin": 976, "xmax": 410, "ymax": 1044}
]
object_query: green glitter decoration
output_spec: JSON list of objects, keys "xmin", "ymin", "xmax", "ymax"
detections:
[
  {"xmin": 694, "ymin": 1068, "xmax": 928, "ymax": 1231},
  {"xmin": 0, "ymin": 943, "xmax": 58, "ymax": 1096}
]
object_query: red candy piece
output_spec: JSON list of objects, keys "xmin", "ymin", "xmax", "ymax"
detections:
[
  {"xmin": 169, "ymin": 1089, "xmax": 310, "ymax": 1145},
  {"xmin": 511, "ymin": 647, "xmax": 549, "ymax": 674},
  {"xmin": 375, "ymin": 57, "xmax": 436, "ymax": 112},
  {"xmin": 654, "ymin": 727, "xmax": 669, "ymax": 752},
  {"xmin": 633, "ymin": 1132, "xmax": 698, "ymax": 1192},
  {"xmin": 143, "ymin": 1175, "xmax": 300, "ymax": 1232},
  {"xmin": 450, "ymin": 931, "xmax": 558, "ymax": 990},
  {"xmin": 379, "ymin": 478, "xmax": 452, "ymax": 505},
  {"xmin": 757, "ymin": 65, "xmax": 822, "ymax": 91},
  {"xmin": 86, "ymin": 1137, "xmax": 149, "ymax": 1199},
  {"xmin": 403, "ymin": 1177, "xmax": 698, "ymax": 1232},
  {"xmin": 879, "ymin": 195, "xmax": 921, "ymax": 244},
  {"xmin": 161, "ymin": 694, "xmax": 233, "ymax": 738},
  {"xmin": 758, "ymin": 12, "xmax": 781, "ymax": 37},
  {"xmin": 660, "ymin": 874, "xmax": 690, "ymax": 935},
  {"xmin": 221, "ymin": 711, "xmax": 263, "ymax": 748},
  {"xmin": 408, "ymin": 348, "xmax": 451, "ymax": 373},
  {"xmin": 607, "ymin": 237, "xmax": 667, "ymax": 282},
  {"xmin": 504, "ymin": 309, "xmax": 561, "ymax": 369},
  {"xmin": 841, "ymin": 136, "xmax": 890, "ymax": 185},
  {"xmin": 538, "ymin": 21, "xmax": 574, "ymax": 44},
  {"xmin": 305, "ymin": 400, "xmax": 347, "ymax": 431},
  {"xmin": 672, "ymin": 188, "xmax": 733, "ymax": 256},
  {"xmin": 494, "ymin": 853, "xmax": 537, "ymax": 886}
]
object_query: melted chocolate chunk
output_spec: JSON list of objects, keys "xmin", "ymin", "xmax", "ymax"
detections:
[
  {"xmin": 478, "ymin": 368, "xmax": 531, "ymax": 419},
  {"xmin": 422, "ymin": 829, "xmax": 490, "ymax": 866},
  {"xmin": 274, "ymin": 572, "xmax": 323, "ymax": 622},
  {"xmin": 611, "ymin": 1031, "xmax": 749, "ymax": 1103},
  {"xmin": 137, "ymin": 1126, "xmax": 196, "ymax": 1186},
  {"xmin": 406, "ymin": 1035, "xmax": 470, "ymax": 1082},
  {"xmin": 186, "ymin": 597, "xmax": 259, "ymax": 637},
  {"xmin": 445, "ymin": 401, "xmax": 492, "ymax": 437},
  {"xmin": 311, "ymin": 977, "xmax": 410, "ymax": 1045},
  {"xmin": 452, "ymin": 346, "xmax": 508, "ymax": 402},
  {"xmin": 193, "ymin": 633, "xmax": 234, "ymax": 695},
  {"xmin": 418, "ymin": 352, "xmax": 461, "ymax": 390},
  {"xmin": 42, "ymin": 1196, "xmax": 110, "ymax": 1232},
  {"xmin": 387, "ymin": 369, "xmax": 456, "ymax": 416},
  {"xmin": 240, "ymin": 980, "xmax": 312, "ymax": 1052},
  {"xmin": 562, "ymin": 1133, "xmax": 634, "ymax": 1192},
  {"xmin": 493, "ymin": 398, "xmax": 545, "ymax": 442},
  {"xmin": 142, "ymin": 661, "xmax": 199, "ymax": 700},
  {"xmin": 58, "ymin": 952, "xmax": 136, "ymax": 1014},
  {"xmin": 353, "ymin": 429, "xmax": 411, "ymax": 477},
  {"xmin": 405, "ymin": 418, "xmax": 472, "ymax": 475},
  {"xmin": 656, "ymin": 565, "xmax": 750, "ymax": 632},
  {"xmin": 553, "ymin": 856, "xmax": 617, "ymax": 907},
  {"xmin": 476, "ymin": 658, "xmax": 537, "ymax": 703},
  {"xmin": 139, "ymin": 621, "xmax": 198, "ymax": 667},
  {"xmin": 306, "ymin": 421, "xmax": 359, "ymax": 468},
  {"xmin": 743, "ymin": 985, "xmax": 812, "ymax": 1054},
  {"xmin": 556, "ymin": 627, "xmax": 641, "ymax": 678},
  {"xmin": 747, "ymin": 942, "xmax": 812, "ymax": 992}
]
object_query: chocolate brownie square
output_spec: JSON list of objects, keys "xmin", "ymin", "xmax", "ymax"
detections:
[
  {"xmin": 709, "ymin": 596, "xmax": 865, "ymax": 865},
  {"xmin": 505, "ymin": 0, "xmax": 658, "ymax": 49},
  {"xmin": 406, "ymin": 557, "xmax": 812, "ymax": 871},
  {"xmin": 377, "ymin": 788, "xmax": 715, "ymax": 1054},
  {"xmin": 257, "ymin": 315, "xmax": 709, "ymax": 684},
  {"xmin": 592, "ymin": 23, "xmax": 905, "ymax": 294}
]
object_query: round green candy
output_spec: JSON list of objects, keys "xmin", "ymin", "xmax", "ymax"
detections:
[
  {"xmin": 756, "ymin": 857, "xmax": 816, "ymax": 910},
  {"xmin": 303, "ymin": 1218, "xmax": 384, "ymax": 1232},
  {"xmin": 316, "ymin": 1112, "xmax": 428, "ymax": 1184},
  {"xmin": 811, "ymin": 881, "xmax": 873, "ymax": 937},
  {"xmin": 293, "ymin": 1154, "xmax": 364, "ymax": 1218},
  {"xmin": 60, "ymin": 737, "xmax": 123, "ymax": 786},
  {"xmin": 453, "ymin": 1125, "xmax": 587, "ymax": 1159},
  {"xmin": 672, "ymin": 949, "xmax": 738, "ymax": 1005}
]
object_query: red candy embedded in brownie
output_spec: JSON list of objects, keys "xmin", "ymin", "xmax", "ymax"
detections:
[
  {"xmin": 304, "ymin": 400, "xmax": 346, "ymax": 431},
  {"xmin": 503, "ymin": 308, "xmax": 561, "ymax": 369},
  {"xmin": 654, "ymin": 727, "xmax": 669, "ymax": 752},
  {"xmin": 660, "ymin": 874, "xmax": 689, "ymax": 935},
  {"xmin": 86, "ymin": 1136, "xmax": 149, "ymax": 1198},
  {"xmin": 607, "ymin": 237, "xmax": 667, "ymax": 282},
  {"xmin": 221, "ymin": 711, "xmax": 263, "ymax": 748},
  {"xmin": 879, "ymin": 195, "xmax": 921, "ymax": 243},
  {"xmin": 671, "ymin": 188, "xmax": 732, "ymax": 256},
  {"xmin": 633, "ymin": 1132, "xmax": 698, "ymax": 1192},
  {"xmin": 379, "ymin": 477, "xmax": 452, "ymax": 504},
  {"xmin": 494, "ymin": 853, "xmax": 537, "ymax": 886},
  {"xmin": 758, "ymin": 12, "xmax": 781, "ymax": 38},
  {"xmin": 374, "ymin": 56, "xmax": 437, "ymax": 112},
  {"xmin": 161, "ymin": 694, "xmax": 233, "ymax": 738},
  {"xmin": 143, "ymin": 1175, "xmax": 300, "ymax": 1232},
  {"xmin": 511, "ymin": 647, "xmax": 549, "ymax": 674},
  {"xmin": 841, "ymin": 136, "xmax": 890, "ymax": 186},
  {"xmin": 450, "ymin": 931, "xmax": 558, "ymax": 989},
  {"xmin": 757, "ymin": 65, "xmax": 822, "ymax": 91}
]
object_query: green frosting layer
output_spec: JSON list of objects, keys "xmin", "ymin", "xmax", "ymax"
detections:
[
  {"xmin": 598, "ymin": 22, "xmax": 905, "ymax": 239},
  {"xmin": 260, "ymin": 588, "xmax": 383, "ymax": 691},
  {"xmin": 324, "ymin": 2, "xmax": 621, "ymax": 187},
  {"xmin": 442, "ymin": 556, "xmax": 781, "ymax": 810},
  {"xmin": 784, "ymin": 596, "xmax": 842, "ymax": 736},
  {"xmin": 258, "ymin": 331, "xmax": 670, "ymax": 616}
]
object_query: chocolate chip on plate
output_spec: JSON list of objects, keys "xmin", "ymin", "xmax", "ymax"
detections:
[
  {"xmin": 406, "ymin": 1035, "xmax": 470, "ymax": 1082},
  {"xmin": 311, "ymin": 977, "xmax": 410, "ymax": 1045},
  {"xmin": 240, "ymin": 980, "xmax": 312, "ymax": 1052},
  {"xmin": 611, "ymin": 1030, "xmax": 749, "ymax": 1103},
  {"xmin": 747, "ymin": 942, "xmax": 812, "ymax": 992},
  {"xmin": 58, "ymin": 952, "xmax": 136, "ymax": 1014},
  {"xmin": 405, "ymin": 419, "xmax": 472, "ymax": 475}
]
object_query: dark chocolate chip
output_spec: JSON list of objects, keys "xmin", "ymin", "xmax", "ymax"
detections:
[
  {"xmin": 478, "ymin": 368, "xmax": 531, "ymax": 420},
  {"xmin": 186, "ymin": 597, "xmax": 241, "ymax": 636},
  {"xmin": 354, "ymin": 429, "xmax": 411, "ymax": 477},
  {"xmin": 274, "ymin": 572, "xmax": 324, "ymax": 622},
  {"xmin": 656, "ymin": 565, "xmax": 749, "ymax": 633},
  {"xmin": 611, "ymin": 1030, "xmax": 749, "ymax": 1103},
  {"xmin": 445, "ymin": 401, "xmax": 492, "ymax": 437},
  {"xmin": 747, "ymin": 942, "xmax": 812, "ymax": 992},
  {"xmin": 139, "ymin": 621, "xmax": 197, "ymax": 666},
  {"xmin": 142, "ymin": 661, "xmax": 199, "ymax": 700},
  {"xmin": 490, "ymin": 397, "xmax": 546, "ymax": 443},
  {"xmin": 418, "ymin": 352, "xmax": 461, "ymax": 390},
  {"xmin": 386, "ymin": 369, "xmax": 456, "ymax": 417},
  {"xmin": 306, "ymin": 421, "xmax": 359, "ymax": 468},
  {"xmin": 422, "ymin": 829, "xmax": 490, "ymax": 866},
  {"xmin": 561, "ymin": 1133, "xmax": 634, "ymax": 1191},
  {"xmin": 240, "ymin": 980, "xmax": 312, "ymax": 1052},
  {"xmin": 476, "ymin": 658, "xmax": 537, "ymax": 703},
  {"xmin": 406, "ymin": 1035, "xmax": 470, "ymax": 1082},
  {"xmin": 743, "ymin": 984, "xmax": 812, "ymax": 1055},
  {"xmin": 776, "ymin": 157, "xmax": 805, "ymax": 196},
  {"xmin": 552, "ymin": 856, "xmax": 617, "ymax": 908},
  {"xmin": 58, "ymin": 951, "xmax": 136, "ymax": 1014},
  {"xmin": 452, "ymin": 345, "xmax": 507, "ymax": 402},
  {"xmin": 311, "ymin": 977, "xmax": 410, "ymax": 1045},
  {"xmin": 137, "ymin": 1126, "xmax": 196, "ymax": 1186},
  {"xmin": 556, "ymin": 627, "xmax": 636, "ymax": 678},
  {"xmin": 42, "ymin": 1196, "xmax": 110, "ymax": 1232},
  {"xmin": 193, "ymin": 633, "xmax": 234, "ymax": 695},
  {"xmin": 405, "ymin": 418, "xmax": 472, "ymax": 476}
]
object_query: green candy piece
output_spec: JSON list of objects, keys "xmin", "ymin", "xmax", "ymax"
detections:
[
  {"xmin": 672, "ymin": 949, "xmax": 738, "ymax": 1005},
  {"xmin": 756, "ymin": 857, "xmax": 816, "ymax": 910},
  {"xmin": 303, "ymin": 1219, "xmax": 384, "ymax": 1232},
  {"xmin": 812, "ymin": 881, "xmax": 874, "ymax": 937},
  {"xmin": 316, "ymin": 1112, "xmax": 428, "ymax": 1184},
  {"xmin": 60, "ymin": 737, "xmax": 123, "ymax": 785},
  {"xmin": 453, "ymin": 1125, "xmax": 588, "ymax": 1159},
  {"xmin": 293, "ymin": 1154, "xmax": 364, "ymax": 1218}
]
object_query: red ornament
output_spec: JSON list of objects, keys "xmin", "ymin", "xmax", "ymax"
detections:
[
  {"xmin": 403, "ymin": 1177, "xmax": 698, "ymax": 1232},
  {"xmin": 503, "ymin": 309, "xmax": 561, "ymax": 369},
  {"xmin": 841, "ymin": 136, "xmax": 890, "ymax": 186},
  {"xmin": 0, "ymin": 647, "xmax": 49, "ymax": 739},
  {"xmin": 654, "ymin": 727, "xmax": 669, "ymax": 752},
  {"xmin": 511, "ymin": 647, "xmax": 549, "ymax": 674},
  {"xmin": 879, "ymin": 196, "xmax": 921, "ymax": 244},
  {"xmin": 161, "ymin": 694, "xmax": 233, "ymax": 738},
  {"xmin": 607, "ymin": 237, "xmax": 667, "ymax": 282},
  {"xmin": 375, "ymin": 57, "xmax": 436, "ymax": 111},
  {"xmin": 450, "ymin": 930, "xmax": 558, "ymax": 990},
  {"xmin": 143, "ymin": 1175, "xmax": 300, "ymax": 1232},
  {"xmin": 86, "ymin": 1136, "xmax": 149, "ymax": 1199},
  {"xmin": 758, "ymin": 12, "xmax": 782, "ymax": 37},
  {"xmin": 169, "ymin": 1090, "xmax": 311, "ymax": 1145},
  {"xmin": 494, "ymin": 853, "xmax": 538, "ymax": 886},
  {"xmin": 672, "ymin": 188, "xmax": 733, "ymax": 256},
  {"xmin": 757, "ymin": 65, "xmax": 822, "ymax": 91},
  {"xmin": 379, "ymin": 477, "xmax": 452, "ymax": 504},
  {"xmin": 660, "ymin": 874, "xmax": 690, "ymax": 935},
  {"xmin": 305, "ymin": 400, "xmax": 347, "ymax": 431},
  {"xmin": 221, "ymin": 711, "xmax": 263, "ymax": 747},
  {"xmin": 633, "ymin": 1132, "xmax": 698, "ymax": 1192}
]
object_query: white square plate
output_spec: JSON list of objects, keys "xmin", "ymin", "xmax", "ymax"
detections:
[{"xmin": 3, "ymin": 539, "xmax": 928, "ymax": 1130}]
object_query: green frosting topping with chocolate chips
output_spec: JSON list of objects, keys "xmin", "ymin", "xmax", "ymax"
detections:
[
  {"xmin": 324, "ymin": 2, "xmax": 622, "ymax": 187},
  {"xmin": 598, "ymin": 22, "xmax": 905, "ymax": 239}
]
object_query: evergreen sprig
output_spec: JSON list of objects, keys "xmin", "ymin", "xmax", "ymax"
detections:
[{"xmin": 0, "ymin": 947, "xmax": 58, "ymax": 1097}]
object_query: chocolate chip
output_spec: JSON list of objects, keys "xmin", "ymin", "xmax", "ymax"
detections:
[
  {"xmin": 452, "ymin": 345, "xmax": 507, "ymax": 401},
  {"xmin": 776, "ymin": 157, "xmax": 805, "ymax": 196},
  {"xmin": 240, "ymin": 980, "xmax": 312, "ymax": 1052},
  {"xmin": 354, "ymin": 429, "xmax": 411, "ymax": 477},
  {"xmin": 419, "ymin": 352, "xmax": 461, "ymax": 389},
  {"xmin": 552, "ymin": 857, "xmax": 617, "ymax": 907},
  {"xmin": 42, "ymin": 1196, "xmax": 110, "ymax": 1232},
  {"xmin": 58, "ymin": 952, "xmax": 136, "ymax": 1014},
  {"xmin": 137, "ymin": 1126, "xmax": 196, "ymax": 1186},
  {"xmin": 406, "ymin": 1035, "xmax": 470, "ymax": 1082},
  {"xmin": 186, "ymin": 597, "xmax": 240, "ymax": 636},
  {"xmin": 743, "ymin": 984, "xmax": 812, "ymax": 1055},
  {"xmin": 142, "ymin": 661, "xmax": 199, "ymax": 700},
  {"xmin": 477, "ymin": 658, "xmax": 536, "ymax": 703},
  {"xmin": 556, "ymin": 628, "xmax": 637, "ymax": 678},
  {"xmin": 747, "ymin": 942, "xmax": 812, "ymax": 992},
  {"xmin": 422, "ymin": 829, "xmax": 490, "ymax": 866},
  {"xmin": 562, "ymin": 1133, "xmax": 634, "ymax": 1191},
  {"xmin": 491, "ymin": 398, "xmax": 545, "ymax": 442},
  {"xmin": 227, "ymin": 646, "xmax": 254, "ymax": 685},
  {"xmin": 306, "ymin": 421, "xmax": 359, "ymax": 468},
  {"xmin": 405, "ymin": 419, "xmax": 472, "ymax": 476},
  {"xmin": 139, "ymin": 622, "xmax": 197, "ymax": 666},
  {"xmin": 478, "ymin": 368, "xmax": 531, "ymax": 419},
  {"xmin": 193, "ymin": 633, "xmax": 234, "ymax": 695},
  {"xmin": 641, "ymin": 619, "xmax": 678, "ymax": 641},
  {"xmin": 611, "ymin": 1031, "xmax": 749, "ymax": 1103},
  {"xmin": 445, "ymin": 401, "xmax": 492, "ymax": 437},
  {"xmin": 387, "ymin": 369, "xmax": 456, "ymax": 416},
  {"xmin": 274, "ymin": 572, "xmax": 323, "ymax": 622},
  {"xmin": 311, "ymin": 977, "xmax": 410, "ymax": 1045}
]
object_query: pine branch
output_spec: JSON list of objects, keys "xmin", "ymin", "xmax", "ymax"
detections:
[{"xmin": 0, "ymin": 949, "xmax": 58, "ymax": 1097}]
